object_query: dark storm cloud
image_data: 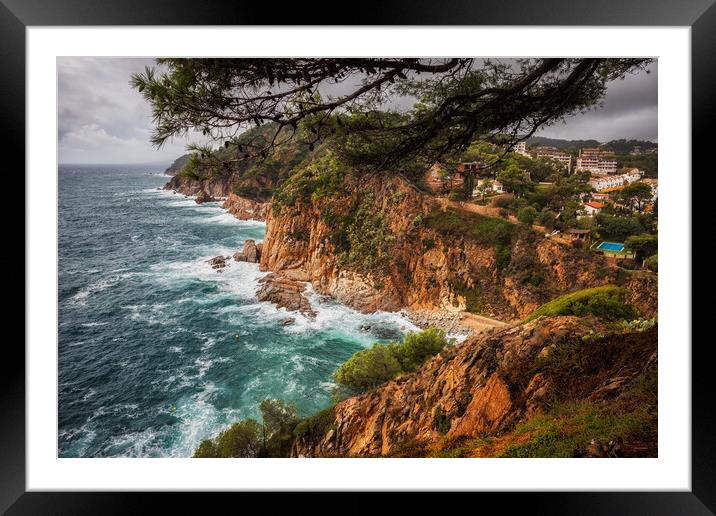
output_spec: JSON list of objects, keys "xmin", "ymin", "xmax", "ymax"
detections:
[
  {"xmin": 538, "ymin": 62, "xmax": 658, "ymax": 141},
  {"xmin": 58, "ymin": 58, "xmax": 657, "ymax": 165}
]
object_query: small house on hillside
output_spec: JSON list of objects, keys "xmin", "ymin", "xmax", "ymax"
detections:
[
  {"xmin": 425, "ymin": 162, "xmax": 466, "ymax": 194},
  {"xmin": 582, "ymin": 201, "xmax": 605, "ymax": 216}
]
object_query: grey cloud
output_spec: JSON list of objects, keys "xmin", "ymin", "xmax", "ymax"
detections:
[{"xmin": 58, "ymin": 58, "xmax": 657, "ymax": 165}]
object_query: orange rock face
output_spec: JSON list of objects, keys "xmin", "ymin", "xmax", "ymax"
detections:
[
  {"xmin": 259, "ymin": 175, "xmax": 618, "ymax": 319},
  {"xmin": 222, "ymin": 193, "xmax": 269, "ymax": 221},
  {"xmin": 291, "ymin": 316, "xmax": 658, "ymax": 457}
]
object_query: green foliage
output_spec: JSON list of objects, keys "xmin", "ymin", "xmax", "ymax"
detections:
[
  {"xmin": 193, "ymin": 418, "xmax": 262, "ymax": 458},
  {"xmin": 423, "ymin": 206, "xmax": 514, "ymax": 247},
  {"xmin": 624, "ymin": 234, "xmax": 658, "ymax": 262},
  {"xmin": 517, "ymin": 206, "xmax": 538, "ymax": 225},
  {"xmin": 333, "ymin": 343, "xmax": 402, "ymax": 392},
  {"xmin": 333, "ymin": 328, "xmax": 451, "ymax": 392},
  {"xmin": 644, "ymin": 254, "xmax": 658, "ymax": 272},
  {"xmin": 497, "ymin": 163, "xmax": 531, "ymax": 197},
  {"xmin": 178, "ymin": 153, "xmax": 202, "ymax": 179},
  {"xmin": 340, "ymin": 195, "xmax": 395, "ymax": 274},
  {"xmin": 615, "ymin": 182, "xmax": 653, "ymax": 213},
  {"xmin": 259, "ymin": 399, "xmax": 299, "ymax": 457},
  {"xmin": 595, "ymin": 213, "xmax": 645, "ymax": 241},
  {"xmin": 293, "ymin": 405, "xmax": 336, "ymax": 440},
  {"xmin": 537, "ymin": 210, "xmax": 557, "ymax": 230},
  {"xmin": 422, "ymin": 237, "xmax": 436, "ymax": 250},
  {"xmin": 193, "ymin": 399, "xmax": 297, "ymax": 458},
  {"xmin": 615, "ymin": 152, "xmax": 658, "ymax": 178},
  {"xmin": 526, "ymin": 285, "xmax": 638, "ymax": 322},
  {"xmin": 452, "ymin": 281, "xmax": 483, "ymax": 313},
  {"xmin": 273, "ymin": 151, "xmax": 347, "ymax": 207},
  {"xmin": 499, "ymin": 400, "xmax": 653, "ymax": 458},
  {"xmin": 432, "ymin": 406, "xmax": 452, "ymax": 434}
]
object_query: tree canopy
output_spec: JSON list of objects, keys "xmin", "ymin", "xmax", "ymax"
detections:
[{"xmin": 132, "ymin": 58, "xmax": 652, "ymax": 172}]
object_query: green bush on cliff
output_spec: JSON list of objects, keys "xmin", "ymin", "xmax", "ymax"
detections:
[
  {"xmin": 193, "ymin": 418, "xmax": 262, "ymax": 458},
  {"xmin": 333, "ymin": 328, "xmax": 451, "ymax": 392},
  {"xmin": 424, "ymin": 206, "xmax": 514, "ymax": 247},
  {"xmin": 193, "ymin": 399, "xmax": 298, "ymax": 458},
  {"xmin": 526, "ymin": 285, "xmax": 638, "ymax": 322}
]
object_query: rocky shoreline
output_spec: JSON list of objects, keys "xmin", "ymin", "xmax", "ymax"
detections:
[
  {"xmin": 165, "ymin": 179, "xmax": 509, "ymax": 336},
  {"xmin": 402, "ymin": 308, "xmax": 509, "ymax": 337}
]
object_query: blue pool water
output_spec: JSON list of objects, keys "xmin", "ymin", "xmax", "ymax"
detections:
[
  {"xmin": 597, "ymin": 241, "xmax": 625, "ymax": 252},
  {"xmin": 58, "ymin": 165, "xmax": 418, "ymax": 457}
]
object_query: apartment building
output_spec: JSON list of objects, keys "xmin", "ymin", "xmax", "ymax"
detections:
[
  {"xmin": 575, "ymin": 148, "xmax": 618, "ymax": 175},
  {"xmin": 530, "ymin": 146, "xmax": 572, "ymax": 171},
  {"xmin": 588, "ymin": 170, "xmax": 641, "ymax": 191}
]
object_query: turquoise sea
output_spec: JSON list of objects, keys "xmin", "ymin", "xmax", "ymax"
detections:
[{"xmin": 58, "ymin": 165, "xmax": 417, "ymax": 457}]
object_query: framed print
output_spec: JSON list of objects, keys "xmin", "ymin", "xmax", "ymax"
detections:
[{"xmin": 5, "ymin": 0, "xmax": 711, "ymax": 513}]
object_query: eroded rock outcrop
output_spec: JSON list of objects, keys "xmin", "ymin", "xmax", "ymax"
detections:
[
  {"xmin": 222, "ymin": 193, "xmax": 269, "ymax": 221},
  {"xmin": 256, "ymin": 272, "xmax": 316, "ymax": 318},
  {"xmin": 260, "ymin": 175, "xmax": 618, "ymax": 320},
  {"xmin": 195, "ymin": 191, "xmax": 216, "ymax": 204},
  {"xmin": 292, "ymin": 316, "xmax": 658, "ymax": 457},
  {"xmin": 233, "ymin": 240, "xmax": 262, "ymax": 263},
  {"xmin": 207, "ymin": 255, "xmax": 230, "ymax": 270}
]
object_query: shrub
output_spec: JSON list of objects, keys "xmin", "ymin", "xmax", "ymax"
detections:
[
  {"xmin": 193, "ymin": 418, "xmax": 262, "ymax": 458},
  {"xmin": 293, "ymin": 405, "xmax": 336, "ymax": 440},
  {"xmin": 526, "ymin": 285, "xmax": 638, "ymax": 322},
  {"xmin": 517, "ymin": 206, "xmax": 538, "ymax": 225},
  {"xmin": 333, "ymin": 343, "xmax": 402, "ymax": 392},
  {"xmin": 392, "ymin": 328, "xmax": 449, "ymax": 372},
  {"xmin": 333, "ymin": 328, "xmax": 451, "ymax": 392},
  {"xmin": 537, "ymin": 210, "xmax": 557, "ymax": 230},
  {"xmin": 644, "ymin": 254, "xmax": 658, "ymax": 272},
  {"xmin": 625, "ymin": 234, "xmax": 658, "ymax": 262},
  {"xmin": 423, "ymin": 206, "xmax": 514, "ymax": 247}
]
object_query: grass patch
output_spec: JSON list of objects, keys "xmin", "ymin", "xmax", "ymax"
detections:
[
  {"xmin": 498, "ymin": 398, "xmax": 654, "ymax": 458},
  {"xmin": 423, "ymin": 206, "xmax": 514, "ymax": 246},
  {"xmin": 526, "ymin": 285, "xmax": 638, "ymax": 322}
]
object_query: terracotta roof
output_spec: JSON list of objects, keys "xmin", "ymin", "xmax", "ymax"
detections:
[{"xmin": 584, "ymin": 201, "xmax": 605, "ymax": 209}]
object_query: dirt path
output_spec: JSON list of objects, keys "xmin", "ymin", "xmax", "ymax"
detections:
[{"xmin": 459, "ymin": 312, "xmax": 510, "ymax": 332}]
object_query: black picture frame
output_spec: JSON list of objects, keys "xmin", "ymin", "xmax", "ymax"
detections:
[{"xmin": 4, "ymin": 0, "xmax": 709, "ymax": 513}]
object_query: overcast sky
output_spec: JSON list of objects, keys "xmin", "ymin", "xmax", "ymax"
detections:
[{"xmin": 58, "ymin": 58, "xmax": 657, "ymax": 165}]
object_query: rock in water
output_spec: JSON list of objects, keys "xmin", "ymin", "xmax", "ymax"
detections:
[
  {"xmin": 233, "ymin": 239, "xmax": 261, "ymax": 263},
  {"xmin": 207, "ymin": 255, "xmax": 229, "ymax": 270},
  {"xmin": 195, "ymin": 191, "xmax": 216, "ymax": 204},
  {"xmin": 255, "ymin": 273, "xmax": 316, "ymax": 318}
]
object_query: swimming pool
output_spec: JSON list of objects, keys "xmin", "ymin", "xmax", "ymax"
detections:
[{"xmin": 597, "ymin": 241, "xmax": 625, "ymax": 252}]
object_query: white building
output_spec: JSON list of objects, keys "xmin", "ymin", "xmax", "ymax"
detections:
[
  {"xmin": 531, "ymin": 146, "xmax": 572, "ymax": 171},
  {"xmin": 473, "ymin": 179, "xmax": 504, "ymax": 197},
  {"xmin": 588, "ymin": 170, "xmax": 641, "ymax": 191},
  {"xmin": 581, "ymin": 201, "xmax": 605, "ymax": 216},
  {"xmin": 514, "ymin": 141, "xmax": 531, "ymax": 157}
]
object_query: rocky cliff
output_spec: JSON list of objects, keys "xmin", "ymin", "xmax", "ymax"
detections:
[
  {"xmin": 222, "ymin": 193, "xmax": 269, "ymax": 221},
  {"xmin": 260, "ymin": 174, "xmax": 617, "ymax": 320},
  {"xmin": 292, "ymin": 315, "xmax": 657, "ymax": 458},
  {"xmin": 164, "ymin": 154, "xmax": 190, "ymax": 176},
  {"xmin": 164, "ymin": 171, "xmax": 238, "ymax": 199}
]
